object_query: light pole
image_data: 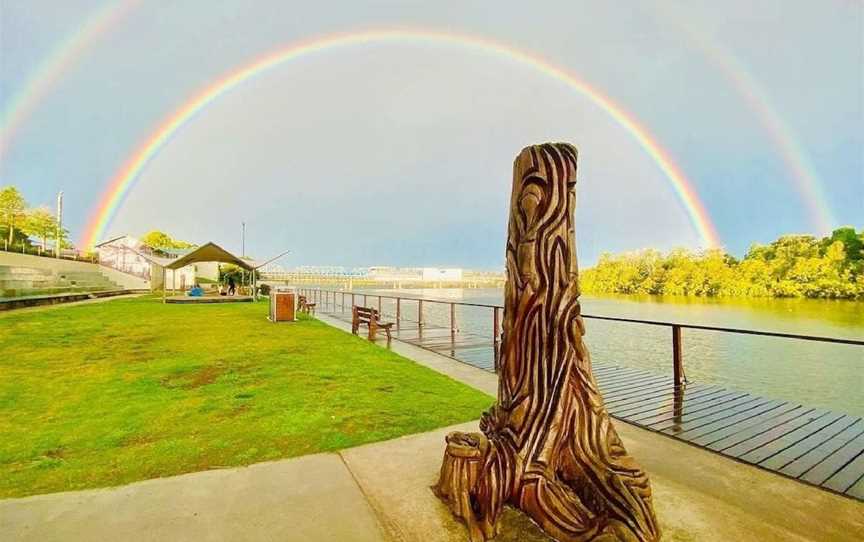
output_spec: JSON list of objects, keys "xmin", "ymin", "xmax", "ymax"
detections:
[
  {"xmin": 55, "ymin": 191, "xmax": 63, "ymax": 258},
  {"xmin": 241, "ymin": 221, "xmax": 246, "ymax": 292}
]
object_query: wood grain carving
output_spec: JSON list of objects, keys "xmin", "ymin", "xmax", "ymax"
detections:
[{"xmin": 434, "ymin": 143, "xmax": 660, "ymax": 541}]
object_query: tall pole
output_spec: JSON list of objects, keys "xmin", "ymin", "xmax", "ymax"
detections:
[
  {"xmin": 55, "ymin": 191, "xmax": 63, "ymax": 258},
  {"xmin": 241, "ymin": 221, "xmax": 246, "ymax": 258}
]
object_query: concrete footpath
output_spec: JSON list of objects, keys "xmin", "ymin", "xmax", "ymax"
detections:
[{"xmin": 1, "ymin": 314, "xmax": 862, "ymax": 541}]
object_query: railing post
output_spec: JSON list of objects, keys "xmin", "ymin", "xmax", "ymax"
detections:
[
  {"xmin": 342, "ymin": 292, "xmax": 346, "ymax": 313},
  {"xmin": 396, "ymin": 297, "xmax": 401, "ymax": 330},
  {"xmin": 672, "ymin": 325, "xmax": 684, "ymax": 386},
  {"xmin": 378, "ymin": 295, "xmax": 382, "ymax": 314},
  {"xmin": 493, "ymin": 306, "xmax": 501, "ymax": 372},
  {"xmin": 493, "ymin": 307, "xmax": 500, "ymax": 344},
  {"xmin": 418, "ymin": 299, "xmax": 424, "ymax": 335},
  {"xmin": 351, "ymin": 293, "xmax": 355, "ymax": 309},
  {"xmin": 449, "ymin": 302, "xmax": 457, "ymax": 350},
  {"xmin": 450, "ymin": 302, "xmax": 456, "ymax": 333}
]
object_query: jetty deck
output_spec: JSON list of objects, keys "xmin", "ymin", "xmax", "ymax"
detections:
[{"xmin": 313, "ymin": 299, "xmax": 864, "ymax": 502}]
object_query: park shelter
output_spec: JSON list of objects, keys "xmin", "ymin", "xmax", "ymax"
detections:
[{"xmin": 162, "ymin": 242, "xmax": 253, "ymax": 302}]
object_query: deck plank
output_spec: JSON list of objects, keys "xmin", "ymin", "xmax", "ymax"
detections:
[
  {"xmin": 824, "ymin": 448, "xmax": 864, "ymax": 494},
  {"xmin": 706, "ymin": 406, "xmax": 815, "ymax": 452},
  {"xmin": 596, "ymin": 373, "xmax": 659, "ymax": 390},
  {"xmin": 740, "ymin": 412, "xmax": 849, "ymax": 465},
  {"xmin": 595, "ymin": 370, "xmax": 655, "ymax": 387},
  {"xmin": 592, "ymin": 365, "xmax": 625, "ymax": 376},
  {"xmin": 720, "ymin": 409, "xmax": 831, "ymax": 458},
  {"xmin": 637, "ymin": 390, "xmax": 747, "ymax": 423},
  {"xmin": 649, "ymin": 393, "xmax": 760, "ymax": 432},
  {"xmin": 662, "ymin": 396, "xmax": 778, "ymax": 436},
  {"xmin": 613, "ymin": 386, "xmax": 721, "ymax": 417},
  {"xmin": 604, "ymin": 386, "xmax": 682, "ymax": 413},
  {"xmin": 599, "ymin": 375, "xmax": 670, "ymax": 395},
  {"xmin": 800, "ymin": 431, "xmax": 864, "ymax": 486},
  {"xmin": 845, "ymin": 475, "xmax": 864, "ymax": 500},
  {"xmin": 689, "ymin": 404, "xmax": 802, "ymax": 447},
  {"xmin": 777, "ymin": 420, "xmax": 863, "ymax": 478},
  {"xmin": 759, "ymin": 416, "xmax": 859, "ymax": 471},
  {"xmin": 624, "ymin": 388, "xmax": 736, "ymax": 424},
  {"xmin": 606, "ymin": 386, "xmax": 678, "ymax": 410}
]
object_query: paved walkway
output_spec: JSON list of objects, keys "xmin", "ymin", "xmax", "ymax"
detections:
[{"xmin": 2, "ymin": 313, "xmax": 862, "ymax": 541}]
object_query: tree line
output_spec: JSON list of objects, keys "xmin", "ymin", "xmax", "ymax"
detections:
[
  {"xmin": 0, "ymin": 185, "xmax": 69, "ymax": 252},
  {"xmin": 0, "ymin": 182, "xmax": 198, "ymax": 255},
  {"xmin": 580, "ymin": 228, "xmax": 864, "ymax": 300}
]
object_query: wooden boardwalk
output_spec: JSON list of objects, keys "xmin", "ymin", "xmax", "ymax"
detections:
[{"xmin": 320, "ymin": 307, "xmax": 864, "ymax": 502}]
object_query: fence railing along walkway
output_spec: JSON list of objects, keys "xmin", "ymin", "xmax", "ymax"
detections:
[{"xmin": 299, "ymin": 287, "xmax": 864, "ymax": 502}]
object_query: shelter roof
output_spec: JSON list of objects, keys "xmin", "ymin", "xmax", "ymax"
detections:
[{"xmin": 164, "ymin": 242, "xmax": 252, "ymax": 270}]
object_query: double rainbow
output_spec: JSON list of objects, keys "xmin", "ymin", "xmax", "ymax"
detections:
[
  {"xmin": 653, "ymin": 2, "xmax": 837, "ymax": 234},
  {"xmin": 0, "ymin": 0, "xmax": 140, "ymax": 156},
  {"xmin": 80, "ymin": 29, "xmax": 722, "ymax": 248}
]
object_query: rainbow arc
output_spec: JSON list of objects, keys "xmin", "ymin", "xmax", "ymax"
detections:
[{"xmin": 80, "ymin": 29, "xmax": 722, "ymax": 249}]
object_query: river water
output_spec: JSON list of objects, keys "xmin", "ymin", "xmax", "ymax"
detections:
[{"xmin": 350, "ymin": 287, "xmax": 864, "ymax": 418}]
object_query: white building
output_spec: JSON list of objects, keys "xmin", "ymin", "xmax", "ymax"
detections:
[
  {"xmin": 94, "ymin": 235, "xmax": 198, "ymax": 291},
  {"xmin": 421, "ymin": 267, "xmax": 463, "ymax": 281}
]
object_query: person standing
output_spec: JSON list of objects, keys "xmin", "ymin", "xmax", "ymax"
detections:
[{"xmin": 228, "ymin": 276, "xmax": 236, "ymax": 295}]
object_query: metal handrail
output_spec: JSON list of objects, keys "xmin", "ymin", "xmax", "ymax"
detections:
[
  {"xmin": 577, "ymin": 315, "xmax": 864, "ymax": 346},
  {"xmin": 302, "ymin": 287, "xmax": 864, "ymax": 347}
]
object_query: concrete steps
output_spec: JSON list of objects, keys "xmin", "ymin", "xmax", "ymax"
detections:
[{"xmin": 0, "ymin": 265, "xmax": 122, "ymax": 300}]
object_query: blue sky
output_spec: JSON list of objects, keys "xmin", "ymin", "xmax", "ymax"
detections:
[{"xmin": 1, "ymin": 1, "xmax": 861, "ymax": 268}]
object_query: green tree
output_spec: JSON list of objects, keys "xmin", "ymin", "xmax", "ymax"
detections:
[
  {"xmin": 580, "ymin": 227, "xmax": 864, "ymax": 300},
  {"xmin": 824, "ymin": 226, "xmax": 863, "ymax": 263},
  {"xmin": 140, "ymin": 230, "xmax": 195, "ymax": 250},
  {"xmin": 0, "ymin": 186, "xmax": 26, "ymax": 246},
  {"xmin": 23, "ymin": 207, "xmax": 58, "ymax": 251}
]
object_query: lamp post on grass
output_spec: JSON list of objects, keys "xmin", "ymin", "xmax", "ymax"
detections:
[{"xmin": 55, "ymin": 191, "xmax": 63, "ymax": 258}]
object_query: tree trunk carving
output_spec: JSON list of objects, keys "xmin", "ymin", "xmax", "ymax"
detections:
[{"xmin": 434, "ymin": 143, "xmax": 660, "ymax": 541}]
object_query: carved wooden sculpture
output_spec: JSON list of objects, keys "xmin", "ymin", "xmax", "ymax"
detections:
[{"xmin": 434, "ymin": 143, "xmax": 660, "ymax": 542}]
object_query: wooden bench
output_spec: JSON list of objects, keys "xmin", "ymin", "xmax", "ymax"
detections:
[
  {"xmin": 352, "ymin": 305, "xmax": 393, "ymax": 342},
  {"xmin": 298, "ymin": 295, "xmax": 316, "ymax": 315}
]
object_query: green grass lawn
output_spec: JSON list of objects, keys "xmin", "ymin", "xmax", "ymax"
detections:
[{"xmin": 0, "ymin": 296, "xmax": 493, "ymax": 498}]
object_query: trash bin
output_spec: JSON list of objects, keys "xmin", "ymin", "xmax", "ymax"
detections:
[{"xmin": 269, "ymin": 288, "xmax": 297, "ymax": 322}]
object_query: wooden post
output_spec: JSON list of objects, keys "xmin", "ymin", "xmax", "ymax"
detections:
[
  {"xmin": 673, "ymin": 325, "xmax": 684, "ymax": 387},
  {"xmin": 434, "ymin": 143, "xmax": 659, "ymax": 542},
  {"xmin": 417, "ymin": 299, "xmax": 424, "ymax": 337},
  {"xmin": 378, "ymin": 295, "xmax": 382, "ymax": 314}
]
